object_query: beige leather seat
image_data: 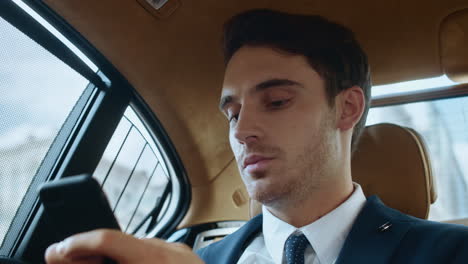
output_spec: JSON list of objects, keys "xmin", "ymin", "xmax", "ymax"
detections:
[{"xmin": 250, "ymin": 123, "xmax": 436, "ymax": 219}]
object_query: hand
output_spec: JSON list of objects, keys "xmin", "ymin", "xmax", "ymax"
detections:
[{"xmin": 45, "ymin": 229, "xmax": 204, "ymax": 264}]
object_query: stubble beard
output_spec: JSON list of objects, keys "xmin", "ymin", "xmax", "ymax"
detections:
[{"xmin": 249, "ymin": 113, "xmax": 336, "ymax": 210}]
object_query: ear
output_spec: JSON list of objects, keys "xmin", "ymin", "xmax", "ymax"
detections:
[{"xmin": 335, "ymin": 86, "xmax": 365, "ymax": 131}]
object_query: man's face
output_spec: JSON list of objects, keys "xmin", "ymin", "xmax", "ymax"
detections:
[{"xmin": 220, "ymin": 46, "xmax": 339, "ymax": 207}]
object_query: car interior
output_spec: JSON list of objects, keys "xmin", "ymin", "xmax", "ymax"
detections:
[{"xmin": 0, "ymin": 0, "xmax": 468, "ymax": 263}]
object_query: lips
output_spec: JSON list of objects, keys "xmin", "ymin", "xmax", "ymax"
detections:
[{"xmin": 243, "ymin": 155, "xmax": 274, "ymax": 170}]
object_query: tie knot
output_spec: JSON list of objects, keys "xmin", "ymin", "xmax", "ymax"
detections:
[{"xmin": 284, "ymin": 233, "xmax": 310, "ymax": 264}]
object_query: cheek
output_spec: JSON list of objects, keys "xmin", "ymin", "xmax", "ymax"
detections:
[
  {"xmin": 230, "ymin": 141, "xmax": 245, "ymax": 173},
  {"xmin": 229, "ymin": 133, "xmax": 241, "ymax": 157},
  {"xmin": 279, "ymin": 119, "xmax": 325, "ymax": 156},
  {"xmin": 269, "ymin": 111, "xmax": 318, "ymax": 141}
]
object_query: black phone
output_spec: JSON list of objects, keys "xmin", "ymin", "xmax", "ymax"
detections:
[{"xmin": 39, "ymin": 174, "xmax": 121, "ymax": 240}]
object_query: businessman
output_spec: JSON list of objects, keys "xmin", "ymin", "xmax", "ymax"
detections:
[{"xmin": 46, "ymin": 8, "xmax": 468, "ymax": 264}]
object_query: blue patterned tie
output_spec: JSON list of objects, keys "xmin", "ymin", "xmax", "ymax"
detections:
[{"xmin": 284, "ymin": 233, "xmax": 310, "ymax": 264}]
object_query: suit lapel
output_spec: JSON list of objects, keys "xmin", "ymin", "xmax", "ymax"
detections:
[{"xmin": 336, "ymin": 196, "xmax": 415, "ymax": 264}]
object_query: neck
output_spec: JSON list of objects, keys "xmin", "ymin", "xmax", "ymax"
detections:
[{"xmin": 265, "ymin": 175, "xmax": 354, "ymax": 227}]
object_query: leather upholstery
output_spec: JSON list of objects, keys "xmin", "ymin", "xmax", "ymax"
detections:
[
  {"xmin": 441, "ymin": 9, "xmax": 468, "ymax": 83},
  {"xmin": 250, "ymin": 123, "xmax": 436, "ymax": 219}
]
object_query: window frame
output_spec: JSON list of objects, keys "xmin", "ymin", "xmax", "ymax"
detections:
[
  {"xmin": 0, "ymin": 0, "xmax": 190, "ymax": 261},
  {"xmin": 371, "ymin": 83, "xmax": 468, "ymax": 107}
]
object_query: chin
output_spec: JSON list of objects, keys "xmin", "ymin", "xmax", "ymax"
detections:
[{"xmin": 246, "ymin": 180, "xmax": 285, "ymax": 205}]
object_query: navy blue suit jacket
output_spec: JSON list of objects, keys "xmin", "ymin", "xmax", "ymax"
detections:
[{"xmin": 197, "ymin": 196, "xmax": 468, "ymax": 263}]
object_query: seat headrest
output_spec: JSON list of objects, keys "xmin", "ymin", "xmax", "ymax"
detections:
[{"xmin": 249, "ymin": 123, "xmax": 436, "ymax": 219}]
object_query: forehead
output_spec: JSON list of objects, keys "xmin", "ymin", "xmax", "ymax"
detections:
[{"xmin": 221, "ymin": 46, "xmax": 322, "ymax": 97}]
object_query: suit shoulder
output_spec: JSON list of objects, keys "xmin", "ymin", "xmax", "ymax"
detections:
[
  {"xmin": 369, "ymin": 196, "xmax": 468, "ymax": 238},
  {"xmin": 195, "ymin": 226, "xmax": 243, "ymax": 259},
  {"xmin": 196, "ymin": 215, "xmax": 263, "ymax": 262},
  {"xmin": 196, "ymin": 231, "xmax": 234, "ymax": 257},
  {"xmin": 393, "ymin": 219, "xmax": 468, "ymax": 262},
  {"xmin": 408, "ymin": 217, "xmax": 468, "ymax": 239}
]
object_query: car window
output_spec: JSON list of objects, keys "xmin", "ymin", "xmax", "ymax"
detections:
[
  {"xmin": 0, "ymin": 15, "xmax": 90, "ymax": 245},
  {"xmin": 94, "ymin": 106, "xmax": 179, "ymax": 237},
  {"xmin": 367, "ymin": 91, "xmax": 468, "ymax": 221},
  {"xmin": 0, "ymin": 1, "xmax": 188, "ymax": 257}
]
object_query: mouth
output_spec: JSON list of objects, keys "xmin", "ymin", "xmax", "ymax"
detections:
[{"xmin": 243, "ymin": 155, "xmax": 274, "ymax": 173}]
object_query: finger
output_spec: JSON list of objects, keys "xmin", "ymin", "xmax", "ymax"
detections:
[
  {"xmin": 45, "ymin": 243, "xmax": 103, "ymax": 264},
  {"xmin": 51, "ymin": 229, "xmax": 162, "ymax": 263},
  {"xmin": 148, "ymin": 240, "xmax": 190, "ymax": 252},
  {"xmin": 45, "ymin": 243, "xmax": 71, "ymax": 264},
  {"xmin": 141, "ymin": 240, "xmax": 204, "ymax": 263},
  {"xmin": 46, "ymin": 229, "xmax": 203, "ymax": 264}
]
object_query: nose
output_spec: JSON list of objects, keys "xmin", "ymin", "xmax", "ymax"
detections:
[{"xmin": 232, "ymin": 106, "xmax": 262, "ymax": 145}]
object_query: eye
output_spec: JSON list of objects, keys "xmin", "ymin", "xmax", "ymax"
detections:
[{"xmin": 268, "ymin": 99, "xmax": 291, "ymax": 108}]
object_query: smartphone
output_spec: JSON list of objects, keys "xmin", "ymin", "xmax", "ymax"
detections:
[{"xmin": 39, "ymin": 174, "xmax": 121, "ymax": 240}]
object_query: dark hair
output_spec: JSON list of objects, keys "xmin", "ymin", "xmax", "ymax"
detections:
[{"xmin": 223, "ymin": 9, "xmax": 371, "ymax": 153}]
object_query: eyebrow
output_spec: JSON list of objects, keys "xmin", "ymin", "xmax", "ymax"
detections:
[{"xmin": 219, "ymin": 78, "xmax": 301, "ymax": 111}]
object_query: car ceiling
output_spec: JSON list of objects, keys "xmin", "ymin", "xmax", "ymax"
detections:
[{"xmin": 43, "ymin": 0, "xmax": 468, "ymax": 226}]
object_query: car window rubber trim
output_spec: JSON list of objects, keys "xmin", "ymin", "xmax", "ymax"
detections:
[{"xmin": 0, "ymin": 1, "xmax": 106, "ymax": 88}]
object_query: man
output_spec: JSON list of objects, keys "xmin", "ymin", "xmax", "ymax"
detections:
[
  {"xmin": 197, "ymin": 9, "xmax": 468, "ymax": 264},
  {"xmin": 45, "ymin": 8, "xmax": 468, "ymax": 264}
]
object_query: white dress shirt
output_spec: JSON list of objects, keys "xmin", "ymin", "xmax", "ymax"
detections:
[{"xmin": 237, "ymin": 183, "xmax": 366, "ymax": 264}]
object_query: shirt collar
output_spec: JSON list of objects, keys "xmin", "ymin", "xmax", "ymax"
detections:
[{"xmin": 262, "ymin": 183, "xmax": 366, "ymax": 264}]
